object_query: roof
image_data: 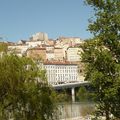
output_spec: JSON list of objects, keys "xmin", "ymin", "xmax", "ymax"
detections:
[
  {"xmin": 28, "ymin": 47, "xmax": 46, "ymax": 50},
  {"xmin": 54, "ymin": 47, "xmax": 62, "ymax": 49},
  {"xmin": 44, "ymin": 60, "xmax": 78, "ymax": 65}
]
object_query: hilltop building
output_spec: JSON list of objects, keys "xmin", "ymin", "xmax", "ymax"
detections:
[
  {"xmin": 8, "ymin": 44, "xmax": 28, "ymax": 57},
  {"xmin": 7, "ymin": 33, "xmax": 84, "ymax": 61},
  {"xmin": 26, "ymin": 32, "xmax": 48, "ymax": 47},
  {"xmin": 54, "ymin": 47, "xmax": 65, "ymax": 60},
  {"xmin": 67, "ymin": 47, "xmax": 83, "ymax": 62},
  {"xmin": 27, "ymin": 47, "xmax": 46, "ymax": 60},
  {"xmin": 30, "ymin": 32, "xmax": 48, "ymax": 41}
]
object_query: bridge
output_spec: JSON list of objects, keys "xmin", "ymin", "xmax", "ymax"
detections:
[
  {"xmin": 52, "ymin": 81, "xmax": 89, "ymax": 102},
  {"xmin": 53, "ymin": 81, "xmax": 89, "ymax": 89}
]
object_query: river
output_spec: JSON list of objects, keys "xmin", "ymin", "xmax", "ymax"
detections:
[{"xmin": 56, "ymin": 102, "xmax": 95, "ymax": 120}]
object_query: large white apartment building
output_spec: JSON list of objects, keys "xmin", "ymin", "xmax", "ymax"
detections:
[{"xmin": 44, "ymin": 61, "xmax": 83, "ymax": 85}]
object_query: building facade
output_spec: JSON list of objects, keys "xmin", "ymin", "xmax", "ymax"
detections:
[
  {"xmin": 54, "ymin": 48, "xmax": 65, "ymax": 60},
  {"xmin": 67, "ymin": 47, "xmax": 82, "ymax": 62},
  {"xmin": 27, "ymin": 47, "xmax": 46, "ymax": 60},
  {"xmin": 44, "ymin": 61, "xmax": 81, "ymax": 85},
  {"xmin": 30, "ymin": 32, "xmax": 48, "ymax": 41}
]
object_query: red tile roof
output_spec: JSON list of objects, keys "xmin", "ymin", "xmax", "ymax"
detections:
[{"xmin": 44, "ymin": 60, "xmax": 78, "ymax": 65}]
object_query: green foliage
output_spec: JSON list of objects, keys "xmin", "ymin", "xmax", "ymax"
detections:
[
  {"xmin": 76, "ymin": 86, "xmax": 95, "ymax": 102},
  {"xmin": 55, "ymin": 91, "xmax": 71, "ymax": 103},
  {"xmin": 82, "ymin": 38, "xmax": 120, "ymax": 119},
  {"xmin": 0, "ymin": 54, "xmax": 56, "ymax": 120},
  {"xmin": 83, "ymin": 0, "xmax": 120, "ymax": 119},
  {"xmin": 85, "ymin": 0, "xmax": 120, "ymax": 61},
  {"xmin": 0, "ymin": 42, "xmax": 8, "ymax": 53}
]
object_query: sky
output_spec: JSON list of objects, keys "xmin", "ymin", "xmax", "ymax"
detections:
[{"xmin": 0, "ymin": 0, "xmax": 94, "ymax": 42}]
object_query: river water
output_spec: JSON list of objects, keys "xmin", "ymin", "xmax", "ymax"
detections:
[{"xmin": 56, "ymin": 102, "xmax": 95, "ymax": 120}]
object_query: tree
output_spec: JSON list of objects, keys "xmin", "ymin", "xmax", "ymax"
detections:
[
  {"xmin": 85, "ymin": 0, "xmax": 120, "ymax": 61},
  {"xmin": 76, "ymin": 86, "xmax": 95, "ymax": 102},
  {"xmin": 0, "ymin": 42, "xmax": 8, "ymax": 53},
  {"xmin": 82, "ymin": 39, "xmax": 120, "ymax": 119},
  {"xmin": 55, "ymin": 90, "xmax": 71, "ymax": 103},
  {"xmin": 0, "ymin": 54, "xmax": 56, "ymax": 120},
  {"xmin": 82, "ymin": 0, "xmax": 120, "ymax": 119}
]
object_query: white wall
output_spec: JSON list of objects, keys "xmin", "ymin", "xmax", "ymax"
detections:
[
  {"xmin": 67, "ymin": 48, "xmax": 82, "ymax": 62},
  {"xmin": 44, "ymin": 64, "xmax": 80, "ymax": 85}
]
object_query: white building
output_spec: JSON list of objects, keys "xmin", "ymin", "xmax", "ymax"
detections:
[
  {"xmin": 26, "ymin": 32, "xmax": 48, "ymax": 47},
  {"xmin": 67, "ymin": 47, "xmax": 82, "ymax": 62},
  {"xmin": 45, "ymin": 45, "xmax": 55, "ymax": 60},
  {"xmin": 8, "ymin": 45, "xmax": 29, "ymax": 57},
  {"xmin": 31, "ymin": 32, "xmax": 48, "ymax": 41},
  {"xmin": 26, "ymin": 39, "xmax": 47, "ymax": 47},
  {"xmin": 44, "ymin": 61, "xmax": 83, "ymax": 85},
  {"xmin": 46, "ymin": 52, "xmax": 55, "ymax": 60}
]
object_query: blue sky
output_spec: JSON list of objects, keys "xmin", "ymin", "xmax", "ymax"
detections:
[{"xmin": 0, "ymin": 0, "xmax": 94, "ymax": 42}]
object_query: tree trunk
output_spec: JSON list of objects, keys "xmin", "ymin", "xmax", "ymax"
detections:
[{"xmin": 105, "ymin": 110, "xmax": 110, "ymax": 120}]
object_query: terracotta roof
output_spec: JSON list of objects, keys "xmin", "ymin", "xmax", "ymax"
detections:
[
  {"xmin": 44, "ymin": 60, "xmax": 78, "ymax": 65},
  {"xmin": 29, "ymin": 47, "xmax": 46, "ymax": 50},
  {"xmin": 54, "ymin": 47, "xmax": 62, "ymax": 49}
]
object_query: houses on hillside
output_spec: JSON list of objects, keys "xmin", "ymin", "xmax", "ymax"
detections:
[
  {"xmin": 7, "ymin": 32, "xmax": 85, "ymax": 84},
  {"xmin": 8, "ymin": 32, "xmax": 84, "ymax": 61}
]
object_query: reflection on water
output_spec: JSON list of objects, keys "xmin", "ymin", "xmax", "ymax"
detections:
[{"xmin": 56, "ymin": 102, "xmax": 95, "ymax": 120}]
